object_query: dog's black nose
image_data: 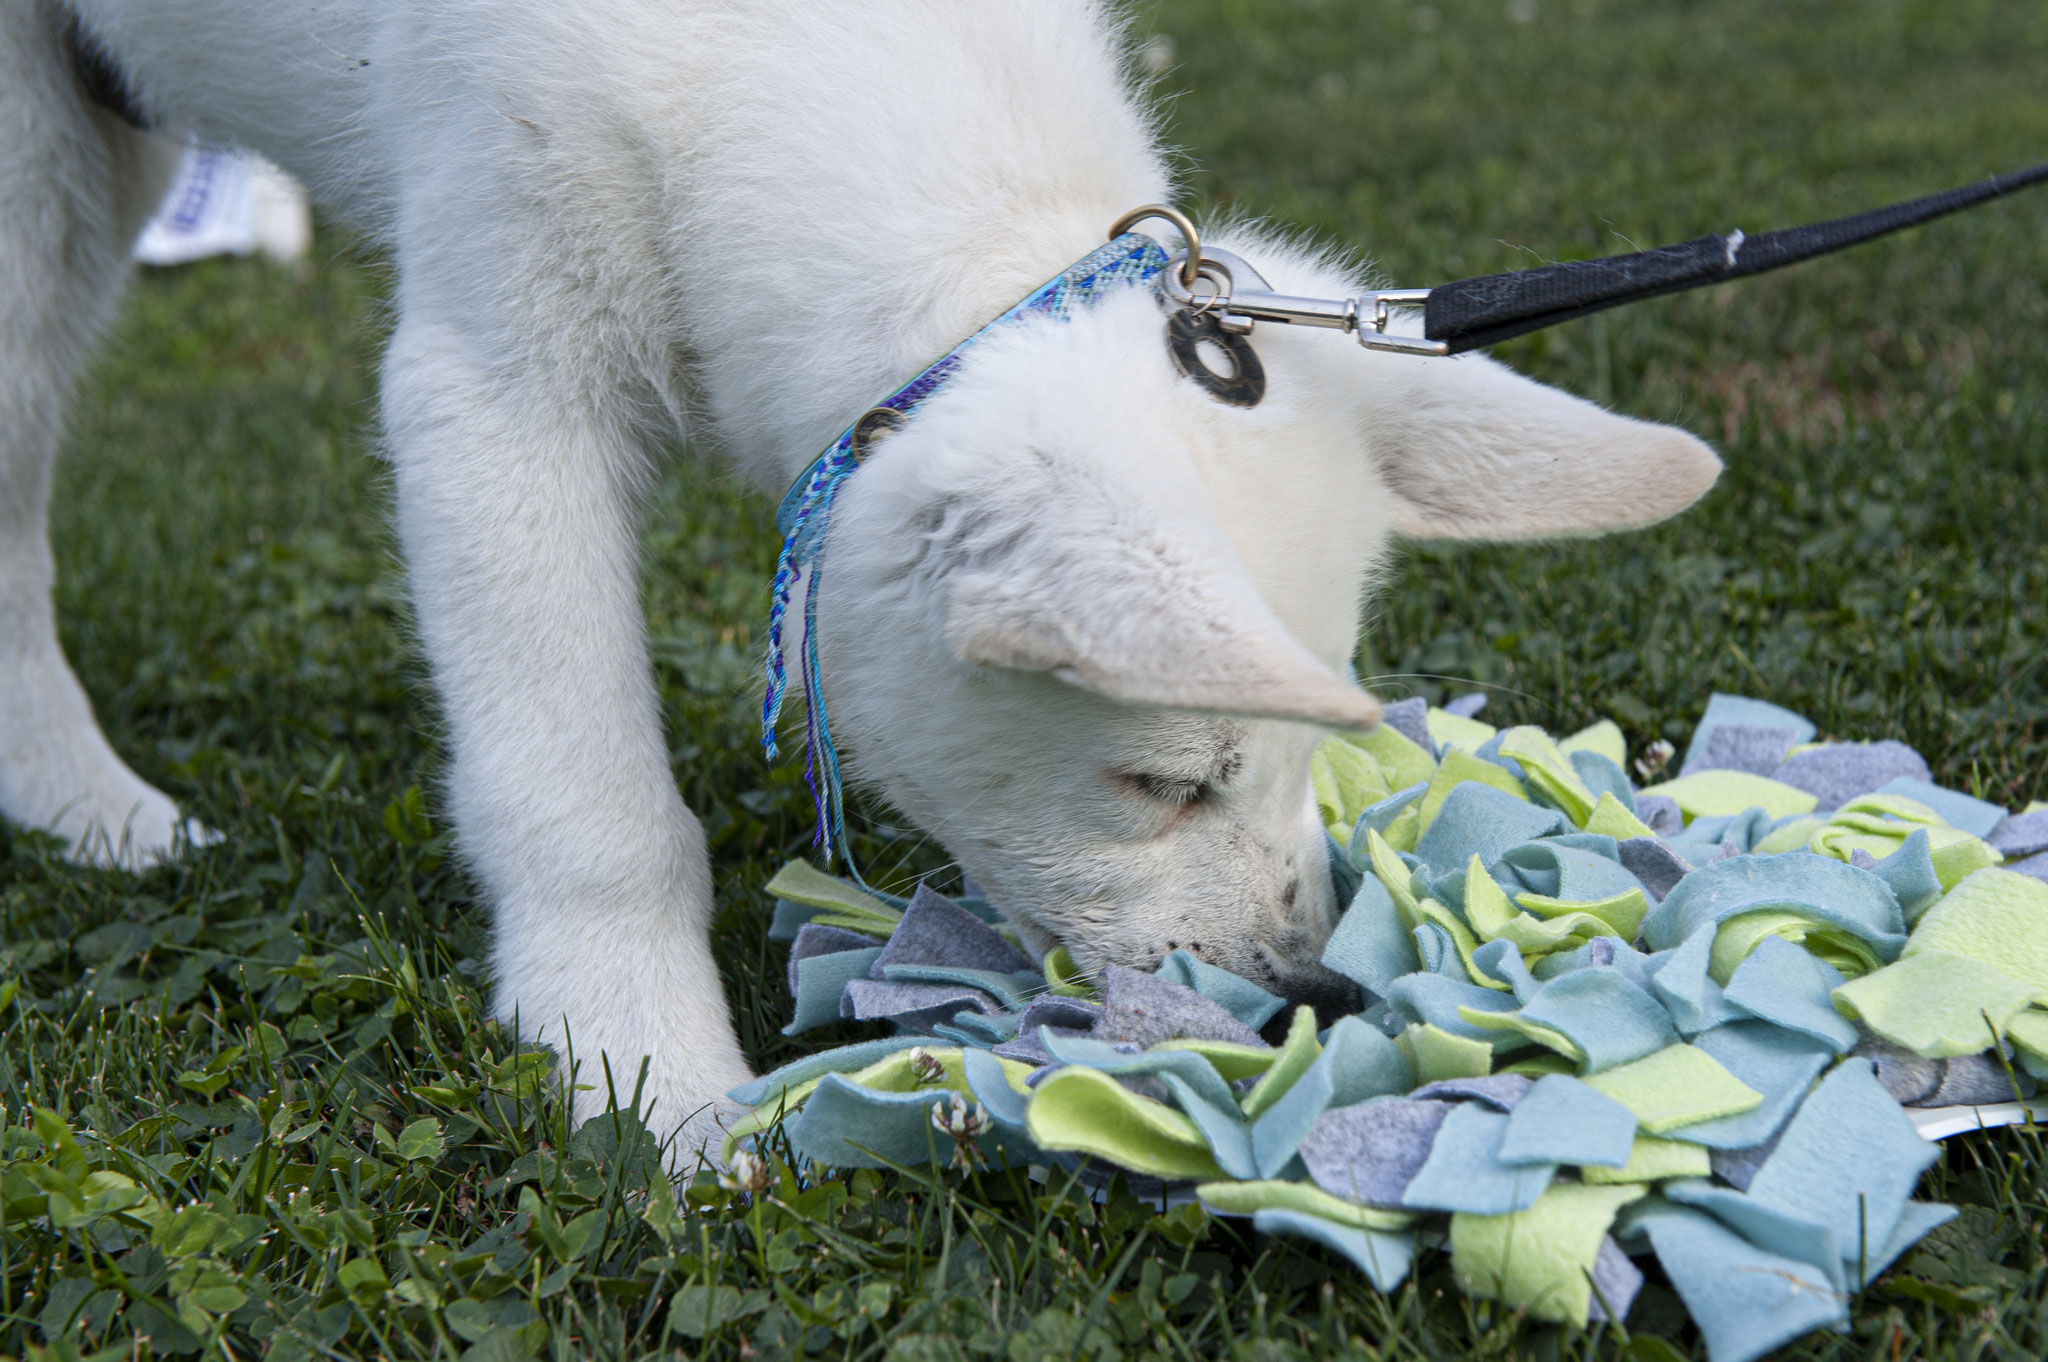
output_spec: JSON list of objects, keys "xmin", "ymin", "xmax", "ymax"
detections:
[{"xmin": 1260, "ymin": 964, "xmax": 1364, "ymax": 1042}]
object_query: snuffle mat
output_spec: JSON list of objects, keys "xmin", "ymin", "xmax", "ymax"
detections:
[{"xmin": 729, "ymin": 693, "xmax": 2048, "ymax": 1362}]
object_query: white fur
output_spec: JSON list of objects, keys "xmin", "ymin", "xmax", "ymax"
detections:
[{"xmin": 1, "ymin": 0, "xmax": 1721, "ymax": 1152}]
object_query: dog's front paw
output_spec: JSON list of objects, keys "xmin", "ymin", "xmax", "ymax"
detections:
[
  {"xmin": 490, "ymin": 928, "xmax": 757, "ymax": 1167},
  {"xmin": 37, "ymin": 778, "xmax": 212, "ymax": 871},
  {"xmin": 566, "ymin": 1048, "xmax": 757, "ymax": 1169}
]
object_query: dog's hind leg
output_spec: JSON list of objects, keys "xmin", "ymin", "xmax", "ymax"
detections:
[
  {"xmin": 380, "ymin": 314, "xmax": 754, "ymax": 1158},
  {"xmin": 0, "ymin": 2, "xmax": 192, "ymax": 868}
]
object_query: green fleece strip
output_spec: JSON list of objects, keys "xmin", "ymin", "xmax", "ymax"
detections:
[
  {"xmin": 1153, "ymin": 1036, "xmax": 1281, "ymax": 1082},
  {"xmin": 1462, "ymin": 854, "xmax": 1520, "ymax": 939},
  {"xmin": 1344, "ymin": 724, "xmax": 1437, "ymax": 793},
  {"xmin": 1583, "ymin": 1045, "xmax": 1763, "ymax": 1133},
  {"xmin": 1397, "ymin": 1022, "xmax": 1495, "ymax": 1082},
  {"xmin": 1517, "ymin": 886, "xmax": 1649, "ymax": 939},
  {"xmin": 1580, "ymin": 1135, "xmax": 1711, "ymax": 1184},
  {"xmin": 1830, "ymin": 950, "xmax": 2034, "ymax": 1058},
  {"xmin": 1419, "ymin": 750, "xmax": 1528, "ymax": 831},
  {"xmin": 1241, "ymin": 1006, "xmax": 1322, "ymax": 1118},
  {"xmin": 1428, "ymin": 707, "xmax": 1499, "ymax": 753},
  {"xmin": 1903, "ymin": 868, "xmax": 2048, "ymax": 994},
  {"xmin": 1197, "ymin": 1179, "xmax": 1417, "ymax": 1230},
  {"xmin": 1498, "ymin": 726, "xmax": 1602, "ymax": 826},
  {"xmin": 1636, "ymin": 771, "xmax": 1820, "ymax": 822},
  {"xmin": 765, "ymin": 860, "xmax": 904, "ymax": 934},
  {"xmin": 1024, "ymin": 1066, "xmax": 1227, "ymax": 1181},
  {"xmin": 1451, "ymin": 1182, "xmax": 1647, "ymax": 1325},
  {"xmin": 1458, "ymin": 1005, "xmax": 1585, "ymax": 1063},
  {"xmin": 1313, "ymin": 738, "xmax": 1392, "ymax": 842},
  {"xmin": 1560, "ymin": 719, "xmax": 1629, "ymax": 770},
  {"xmin": 1585, "ymin": 792, "xmax": 1656, "ymax": 841}
]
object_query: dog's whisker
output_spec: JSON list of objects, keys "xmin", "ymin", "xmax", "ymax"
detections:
[{"xmin": 1352, "ymin": 672, "xmax": 1537, "ymax": 704}]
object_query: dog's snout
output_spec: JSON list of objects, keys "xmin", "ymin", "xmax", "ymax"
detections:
[{"xmin": 1260, "ymin": 963, "xmax": 1364, "ymax": 1040}]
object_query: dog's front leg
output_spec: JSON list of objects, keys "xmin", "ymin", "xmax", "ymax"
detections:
[{"xmin": 380, "ymin": 317, "xmax": 752, "ymax": 1157}]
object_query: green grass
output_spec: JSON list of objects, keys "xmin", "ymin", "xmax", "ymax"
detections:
[{"xmin": 6, "ymin": 0, "xmax": 2048, "ymax": 1357}]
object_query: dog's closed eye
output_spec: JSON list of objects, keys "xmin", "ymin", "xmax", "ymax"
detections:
[{"xmin": 1120, "ymin": 771, "xmax": 1217, "ymax": 807}]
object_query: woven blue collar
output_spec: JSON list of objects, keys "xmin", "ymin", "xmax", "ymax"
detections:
[{"xmin": 763, "ymin": 231, "xmax": 1171, "ymax": 871}]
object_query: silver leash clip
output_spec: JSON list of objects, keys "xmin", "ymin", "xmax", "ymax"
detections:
[{"xmin": 1160, "ymin": 249, "xmax": 1448, "ymax": 356}]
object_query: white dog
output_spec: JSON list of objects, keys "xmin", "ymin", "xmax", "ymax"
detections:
[{"xmin": 0, "ymin": 0, "xmax": 1719, "ymax": 1152}]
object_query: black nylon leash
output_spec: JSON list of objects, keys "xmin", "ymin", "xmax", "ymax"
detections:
[
  {"xmin": 1422, "ymin": 161, "xmax": 2048, "ymax": 354},
  {"xmin": 1144, "ymin": 161, "xmax": 2048, "ymax": 373}
]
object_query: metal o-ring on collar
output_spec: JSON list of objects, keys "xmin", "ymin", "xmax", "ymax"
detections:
[
  {"xmin": 1107, "ymin": 203, "xmax": 1204, "ymax": 289},
  {"xmin": 847, "ymin": 406, "xmax": 907, "ymax": 464}
]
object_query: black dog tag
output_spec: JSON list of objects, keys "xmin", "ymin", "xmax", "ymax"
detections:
[{"xmin": 1166, "ymin": 307, "xmax": 1265, "ymax": 407}]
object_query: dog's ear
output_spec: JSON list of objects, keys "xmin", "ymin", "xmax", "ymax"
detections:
[
  {"xmin": 1361, "ymin": 350, "xmax": 1721, "ymax": 540},
  {"xmin": 935, "ymin": 479, "xmax": 1379, "ymax": 730}
]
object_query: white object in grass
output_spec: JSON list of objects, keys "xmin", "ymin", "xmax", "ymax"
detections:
[
  {"xmin": 133, "ymin": 141, "xmax": 310, "ymax": 265},
  {"xmin": 1910, "ymin": 1099, "xmax": 2048, "ymax": 1142}
]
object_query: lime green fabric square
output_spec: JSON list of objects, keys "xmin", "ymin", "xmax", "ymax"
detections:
[
  {"xmin": 1583, "ymin": 1045, "xmax": 1763, "ymax": 1133},
  {"xmin": 1560, "ymin": 719, "xmax": 1628, "ymax": 770},
  {"xmin": 1313, "ymin": 739, "xmax": 1391, "ymax": 842},
  {"xmin": 1375, "ymin": 799, "xmax": 1425, "ymax": 853},
  {"xmin": 1419, "ymin": 750, "xmax": 1528, "ymax": 831},
  {"xmin": 1754, "ymin": 816, "xmax": 1826, "ymax": 855},
  {"xmin": 1585, "ymin": 792, "xmax": 1656, "ymax": 841},
  {"xmin": 1196, "ymin": 1179, "xmax": 1416, "ymax": 1230},
  {"xmin": 1363, "ymin": 827, "xmax": 1423, "ymax": 922},
  {"xmin": 1461, "ymin": 854, "xmax": 1519, "ymax": 940},
  {"xmin": 1903, "ymin": 868, "xmax": 2048, "ymax": 996},
  {"xmin": 1927, "ymin": 836, "xmax": 2006, "ymax": 892},
  {"xmin": 1499, "ymin": 1051, "xmax": 1577, "ymax": 1079},
  {"xmin": 1397, "ymin": 1022, "xmax": 1495, "ymax": 1082},
  {"xmin": 2005, "ymin": 1008, "xmax": 2048, "ymax": 1068},
  {"xmin": 1708, "ymin": 909, "xmax": 1885, "ymax": 984},
  {"xmin": 1344, "ymin": 725, "xmax": 1437, "ymax": 793},
  {"xmin": 1451, "ymin": 1182, "xmax": 1647, "ymax": 1324},
  {"xmin": 1581, "ymin": 1135, "xmax": 1712, "ymax": 1184},
  {"xmin": 1835, "ymin": 792, "xmax": 1945, "ymax": 825},
  {"xmin": 1458, "ymin": 1004, "xmax": 1583, "ymax": 1063},
  {"xmin": 1024, "ymin": 1066, "xmax": 1225, "ymax": 1181},
  {"xmin": 1419, "ymin": 896, "xmax": 1501, "ymax": 990},
  {"xmin": 1487, "ymin": 909, "xmax": 1626, "ymax": 956},
  {"xmin": 1428, "ymin": 708, "xmax": 1498, "ymax": 754},
  {"xmin": 1241, "ymin": 1006, "xmax": 1321, "ymax": 1119},
  {"xmin": 1636, "ymin": 771, "xmax": 1819, "ymax": 822},
  {"xmin": 765, "ymin": 859, "xmax": 904, "ymax": 936},
  {"xmin": 1154, "ymin": 1037, "xmax": 1280, "ymax": 1082},
  {"xmin": 1809, "ymin": 817, "xmax": 2000, "ymax": 893},
  {"xmin": 1830, "ymin": 949, "xmax": 2035, "ymax": 1058},
  {"xmin": 1498, "ymin": 726, "xmax": 1601, "ymax": 826},
  {"xmin": 1516, "ymin": 886, "xmax": 1648, "ymax": 941}
]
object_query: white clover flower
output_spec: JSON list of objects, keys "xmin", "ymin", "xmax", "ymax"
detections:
[
  {"xmin": 717, "ymin": 1147, "xmax": 772, "ymax": 1196},
  {"xmin": 930, "ymin": 1092, "xmax": 992, "ymax": 1170},
  {"xmin": 1635, "ymin": 738, "xmax": 1677, "ymax": 782},
  {"xmin": 907, "ymin": 1047, "xmax": 947, "ymax": 1086}
]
